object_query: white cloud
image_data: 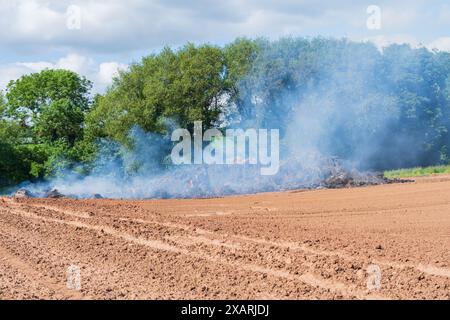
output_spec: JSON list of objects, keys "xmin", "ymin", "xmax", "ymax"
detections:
[
  {"xmin": 0, "ymin": 54, "xmax": 128, "ymax": 94},
  {"xmin": 0, "ymin": 64, "xmax": 32, "ymax": 90},
  {"xmin": 0, "ymin": 0, "xmax": 447, "ymax": 93},
  {"xmin": 57, "ymin": 54, "xmax": 94, "ymax": 74},
  {"xmin": 97, "ymin": 62, "xmax": 128, "ymax": 85},
  {"xmin": 428, "ymin": 37, "xmax": 450, "ymax": 52},
  {"xmin": 0, "ymin": 0, "xmax": 441, "ymax": 56},
  {"xmin": 13, "ymin": 0, "xmax": 63, "ymax": 36},
  {"xmin": 18, "ymin": 61, "xmax": 55, "ymax": 71},
  {"xmin": 379, "ymin": 5, "xmax": 420, "ymax": 31}
]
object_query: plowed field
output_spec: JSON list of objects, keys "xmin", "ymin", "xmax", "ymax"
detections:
[{"xmin": 1, "ymin": 175, "xmax": 449, "ymax": 299}]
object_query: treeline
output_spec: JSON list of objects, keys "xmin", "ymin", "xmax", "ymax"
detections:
[{"xmin": 1, "ymin": 37, "xmax": 450, "ymax": 189}]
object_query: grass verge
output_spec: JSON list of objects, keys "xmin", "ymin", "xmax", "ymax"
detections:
[{"xmin": 384, "ymin": 165, "xmax": 450, "ymax": 179}]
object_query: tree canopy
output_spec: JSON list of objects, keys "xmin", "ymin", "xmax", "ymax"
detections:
[{"xmin": 1, "ymin": 69, "xmax": 93, "ymax": 185}]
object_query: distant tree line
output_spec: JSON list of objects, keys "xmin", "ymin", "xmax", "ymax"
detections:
[{"xmin": 1, "ymin": 37, "xmax": 450, "ymax": 189}]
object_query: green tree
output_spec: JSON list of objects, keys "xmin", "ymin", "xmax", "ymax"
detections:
[
  {"xmin": 223, "ymin": 38, "xmax": 261, "ymax": 122},
  {"xmin": 0, "ymin": 92, "xmax": 37, "ymax": 187},
  {"xmin": 5, "ymin": 69, "xmax": 92, "ymax": 147},
  {"xmin": 3, "ymin": 69, "xmax": 93, "ymax": 180},
  {"xmin": 87, "ymin": 43, "xmax": 228, "ymax": 144}
]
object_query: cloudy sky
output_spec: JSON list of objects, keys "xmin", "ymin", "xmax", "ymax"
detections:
[{"xmin": 1, "ymin": 0, "xmax": 449, "ymax": 93}]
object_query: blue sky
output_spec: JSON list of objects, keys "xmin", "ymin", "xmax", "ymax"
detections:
[{"xmin": 1, "ymin": 0, "xmax": 449, "ymax": 92}]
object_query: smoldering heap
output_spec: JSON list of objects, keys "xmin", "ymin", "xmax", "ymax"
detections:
[
  {"xmin": 12, "ymin": 188, "xmax": 102, "ymax": 199},
  {"xmin": 13, "ymin": 189, "xmax": 35, "ymax": 199},
  {"xmin": 156, "ymin": 156, "xmax": 410, "ymax": 199},
  {"xmin": 13, "ymin": 188, "xmax": 65, "ymax": 199},
  {"xmin": 12, "ymin": 156, "xmax": 411, "ymax": 199}
]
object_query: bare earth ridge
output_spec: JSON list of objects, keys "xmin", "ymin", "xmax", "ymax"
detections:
[{"xmin": 0, "ymin": 175, "xmax": 449, "ymax": 300}]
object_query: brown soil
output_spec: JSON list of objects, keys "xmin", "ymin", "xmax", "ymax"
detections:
[{"xmin": 1, "ymin": 175, "xmax": 449, "ymax": 300}]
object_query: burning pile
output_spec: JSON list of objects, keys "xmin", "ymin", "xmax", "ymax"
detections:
[
  {"xmin": 13, "ymin": 188, "xmax": 66, "ymax": 199},
  {"xmin": 320, "ymin": 157, "xmax": 398, "ymax": 189},
  {"xmin": 12, "ymin": 156, "xmax": 412, "ymax": 199}
]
